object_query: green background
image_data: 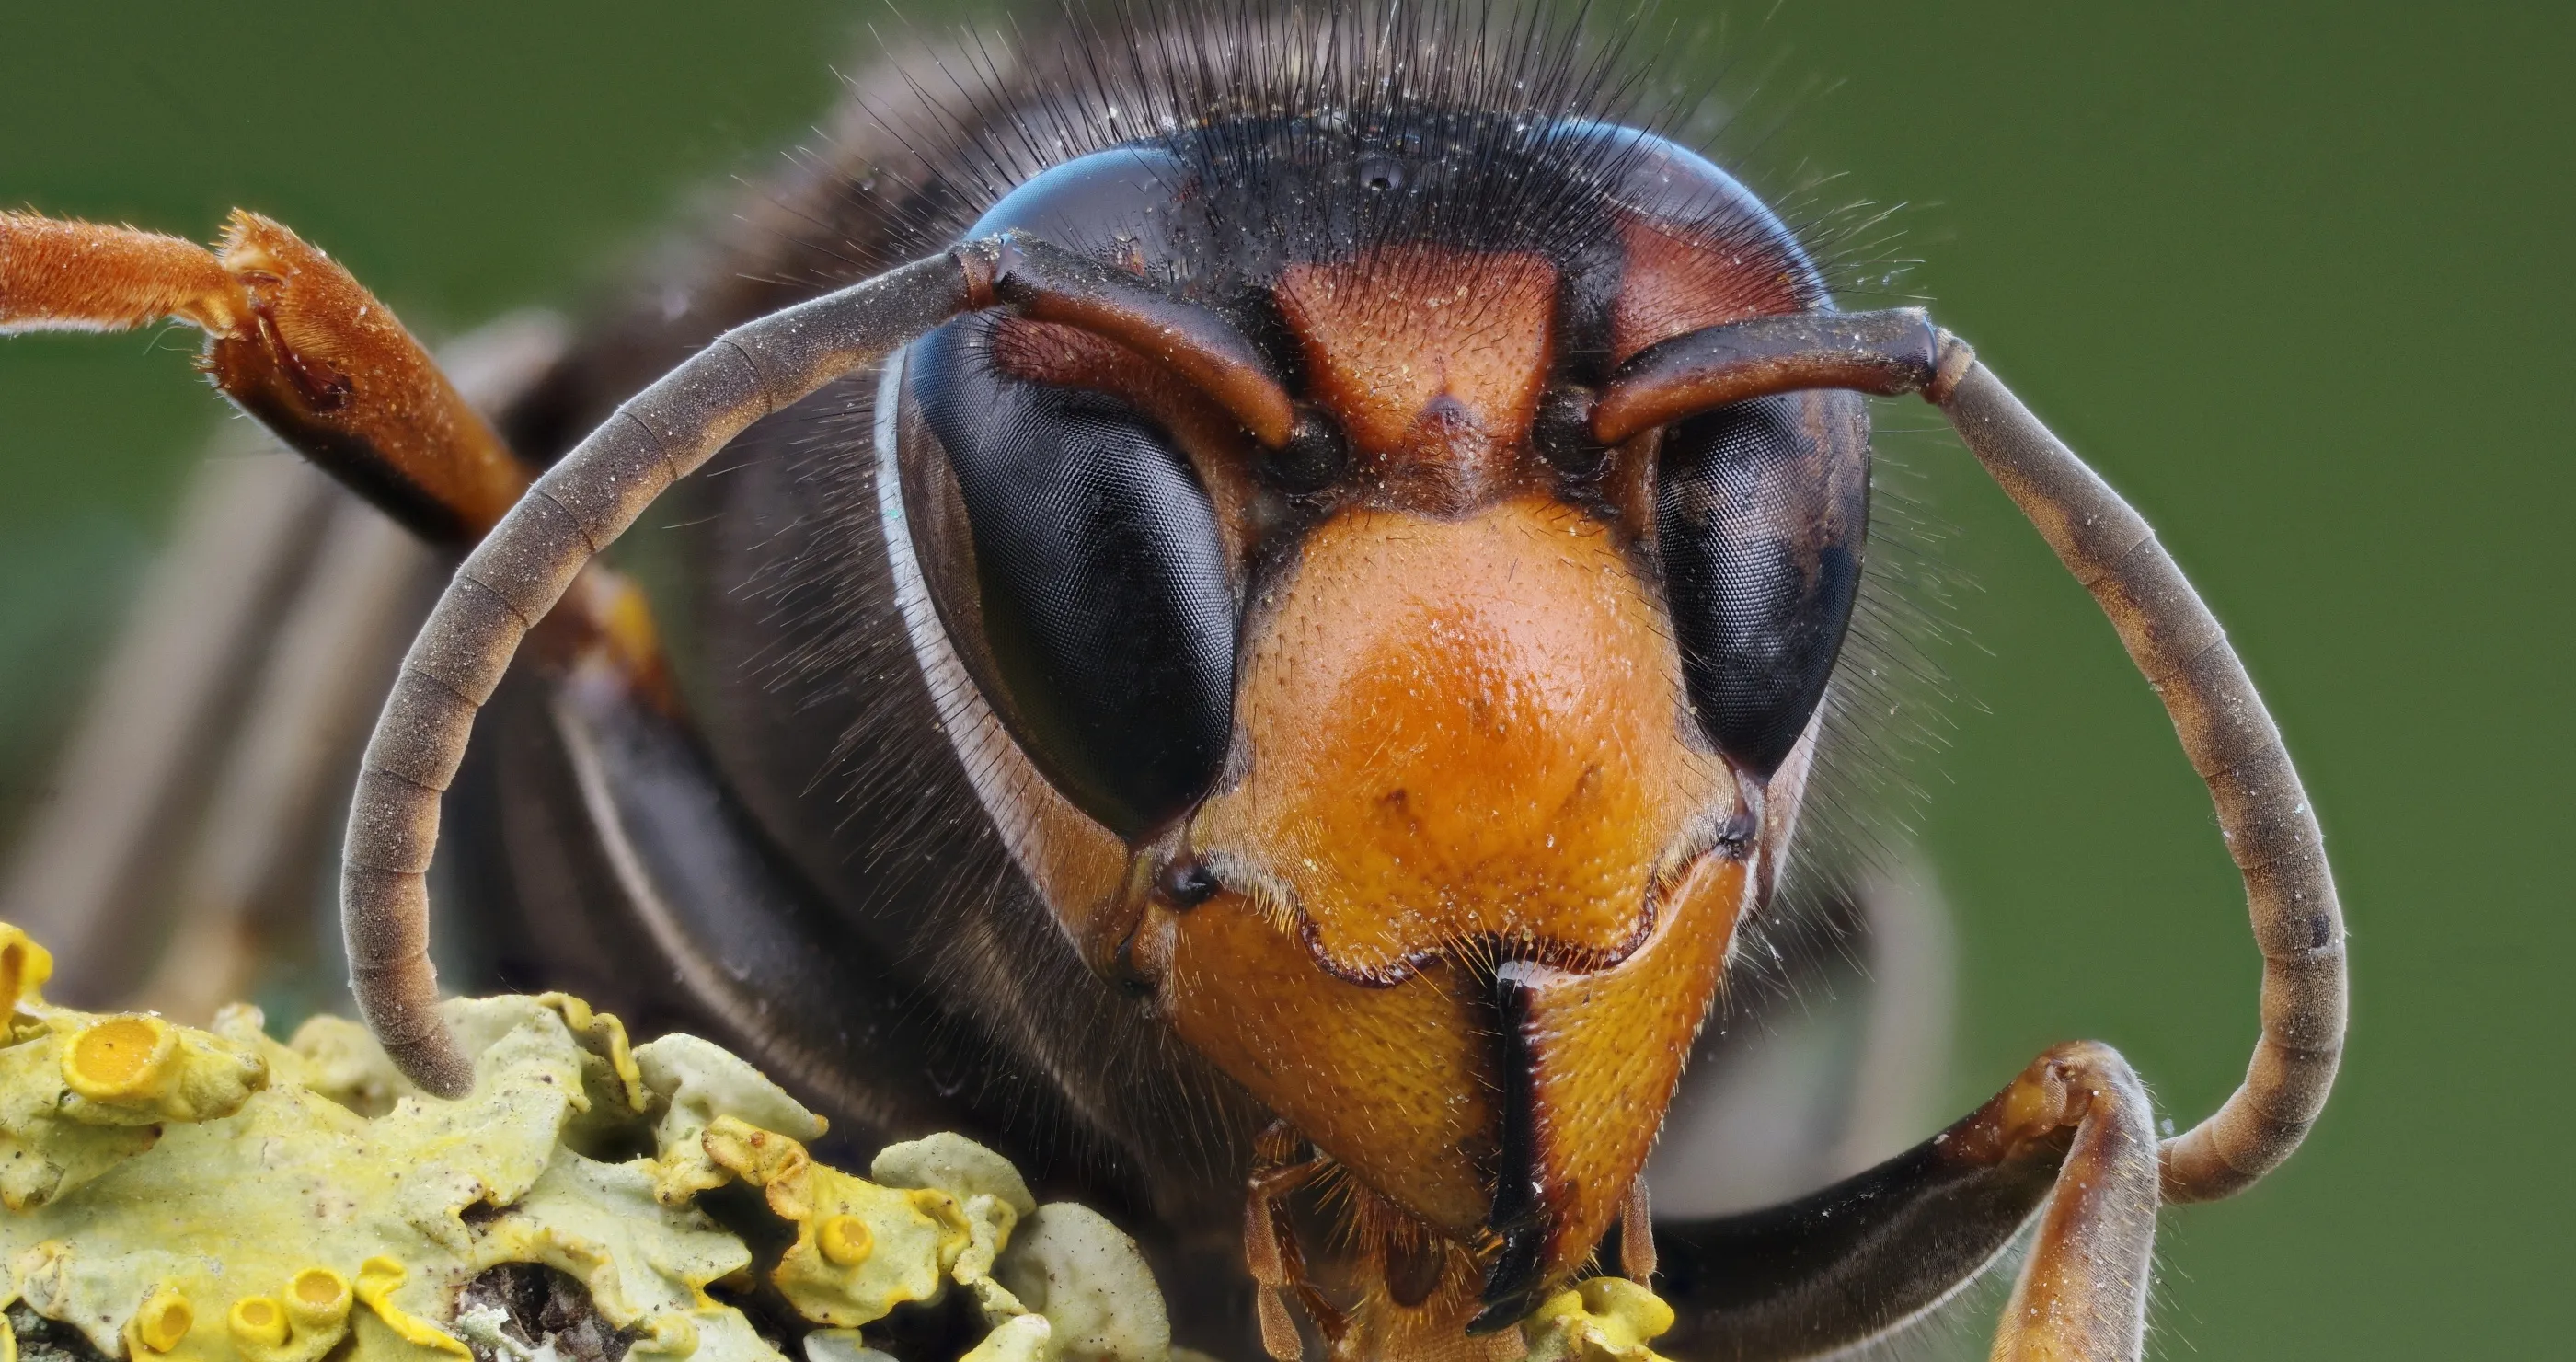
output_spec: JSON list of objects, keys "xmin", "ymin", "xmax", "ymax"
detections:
[{"xmin": 2, "ymin": 2, "xmax": 2567, "ymax": 1354}]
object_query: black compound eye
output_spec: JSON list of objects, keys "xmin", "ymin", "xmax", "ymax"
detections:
[
  {"xmin": 903, "ymin": 317, "xmax": 1235, "ymax": 837},
  {"xmin": 1655, "ymin": 389, "xmax": 1869, "ymax": 778}
]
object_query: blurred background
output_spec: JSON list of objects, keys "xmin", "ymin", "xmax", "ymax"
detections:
[{"xmin": 2, "ymin": 1, "xmax": 2567, "ymax": 1354}]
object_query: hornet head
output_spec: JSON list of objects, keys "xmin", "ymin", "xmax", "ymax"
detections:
[{"xmin": 884, "ymin": 102, "xmax": 1867, "ymax": 1332}]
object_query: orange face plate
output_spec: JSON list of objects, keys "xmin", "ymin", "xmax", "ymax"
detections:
[
  {"xmin": 1157, "ymin": 492, "xmax": 1750, "ymax": 1285},
  {"xmin": 1193, "ymin": 500, "xmax": 1729, "ymax": 981}
]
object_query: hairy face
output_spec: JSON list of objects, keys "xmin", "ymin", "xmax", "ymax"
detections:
[{"xmin": 879, "ymin": 67, "xmax": 1869, "ymax": 1321}]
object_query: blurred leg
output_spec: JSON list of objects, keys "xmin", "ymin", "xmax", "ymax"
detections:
[
  {"xmin": 2, "ymin": 210, "xmax": 526, "ymax": 538},
  {"xmin": 1243, "ymin": 1122, "xmax": 1333, "ymax": 1361}
]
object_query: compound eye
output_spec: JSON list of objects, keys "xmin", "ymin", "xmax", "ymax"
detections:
[
  {"xmin": 1654, "ymin": 390, "xmax": 1869, "ymax": 778},
  {"xmin": 904, "ymin": 317, "xmax": 1235, "ymax": 838}
]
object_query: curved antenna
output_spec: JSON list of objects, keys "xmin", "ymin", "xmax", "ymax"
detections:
[
  {"xmin": 341, "ymin": 244, "xmax": 990, "ymax": 1095},
  {"xmin": 343, "ymin": 229, "xmax": 1304, "ymax": 1095},
  {"xmin": 1589, "ymin": 307, "xmax": 1941, "ymax": 444},
  {"xmin": 1926, "ymin": 333, "xmax": 2344, "ymax": 1201},
  {"xmin": 991, "ymin": 234, "xmax": 1297, "ymax": 447},
  {"xmin": 1571, "ymin": 306, "xmax": 2343, "ymax": 1199}
]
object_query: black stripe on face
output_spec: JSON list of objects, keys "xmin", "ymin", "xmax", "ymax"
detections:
[{"xmin": 1474, "ymin": 960, "xmax": 1555, "ymax": 1333}]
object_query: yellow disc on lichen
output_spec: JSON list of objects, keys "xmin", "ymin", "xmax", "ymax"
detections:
[
  {"xmin": 229, "ymin": 1296, "xmax": 288, "ymax": 1348},
  {"xmin": 286, "ymin": 1266, "xmax": 351, "ymax": 1328},
  {"xmin": 819, "ymin": 1214, "xmax": 873, "ymax": 1266},
  {"xmin": 63, "ymin": 1016, "xmax": 176, "ymax": 1101},
  {"xmin": 130, "ymin": 1286, "xmax": 193, "ymax": 1353}
]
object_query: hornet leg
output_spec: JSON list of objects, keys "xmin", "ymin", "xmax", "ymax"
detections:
[
  {"xmin": 1656, "ymin": 1041, "xmax": 2157, "ymax": 1361},
  {"xmin": 2, "ymin": 209, "xmax": 528, "ymax": 538}
]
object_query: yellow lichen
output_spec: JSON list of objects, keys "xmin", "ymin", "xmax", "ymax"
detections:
[
  {"xmin": 959, "ymin": 1313, "xmax": 1051, "ymax": 1362},
  {"xmin": 225, "ymin": 1265, "xmax": 362, "ymax": 1362},
  {"xmin": 287, "ymin": 1267, "xmax": 354, "ymax": 1333},
  {"xmin": 0, "ymin": 994, "xmax": 747, "ymax": 1361},
  {"xmin": 870, "ymin": 1133, "xmax": 1032, "ymax": 1301},
  {"xmin": 984, "ymin": 1205, "xmax": 1171, "ymax": 1362},
  {"xmin": 277, "ymin": 1014, "xmax": 416, "ymax": 1117},
  {"xmin": 531, "ymin": 993, "xmax": 649, "ymax": 1115},
  {"xmin": 635, "ymin": 1034, "xmax": 824, "ymax": 1207},
  {"xmin": 704, "ymin": 1116, "xmax": 967, "ymax": 1328},
  {"xmin": 797, "ymin": 1330, "xmax": 890, "ymax": 1362},
  {"xmin": 633, "ymin": 1311, "xmax": 700, "ymax": 1357},
  {"xmin": 0, "ymin": 1001, "xmax": 265, "ymax": 1210},
  {"xmin": 0, "ymin": 925, "xmax": 53, "ymax": 1015},
  {"xmin": 61, "ymin": 1012, "xmax": 265, "ymax": 1124},
  {"xmin": 229, "ymin": 1273, "xmax": 356, "ymax": 1362},
  {"xmin": 818, "ymin": 1215, "xmax": 874, "ymax": 1267},
  {"xmin": 0, "ymin": 921, "xmax": 1180, "ymax": 1362},
  {"xmin": 127, "ymin": 1284, "xmax": 194, "ymax": 1354},
  {"xmin": 229, "ymin": 1296, "xmax": 289, "ymax": 1351},
  {"xmin": 1521, "ymin": 1276, "xmax": 1677, "ymax": 1362},
  {"xmin": 62, "ymin": 1017, "xmax": 174, "ymax": 1101},
  {"xmin": 353, "ymin": 1258, "xmax": 471, "ymax": 1356}
]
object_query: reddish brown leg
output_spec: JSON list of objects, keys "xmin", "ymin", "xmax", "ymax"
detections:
[
  {"xmin": 1245, "ymin": 1121, "xmax": 1336, "ymax": 1361},
  {"xmin": 2, "ymin": 209, "xmax": 526, "ymax": 538},
  {"xmin": 3, "ymin": 208, "xmax": 696, "ymax": 1040},
  {"xmin": 0, "ymin": 209, "xmax": 678, "ymax": 696}
]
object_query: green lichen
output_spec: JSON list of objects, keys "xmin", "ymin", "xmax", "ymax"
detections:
[{"xmin": 0, "ymin": 925, "xmax": 1176, "ymax": 1362}]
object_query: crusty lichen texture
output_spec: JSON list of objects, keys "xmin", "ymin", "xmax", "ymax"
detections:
[
  {"xmin": 1517, "ymin": 1278, "xmax": 1676, "ymax": 1362},
  {"xmin": 0, "ymin": 925, "xmax": 1174, "ymax": 1362}
]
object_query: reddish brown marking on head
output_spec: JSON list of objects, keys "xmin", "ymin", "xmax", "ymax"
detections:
[
  {"xmin": 1274, "ymin": 247, "xmax": 1557, "ymax": 511},
  {"xmin": 991, "ymin": 316, "xmax": 1240, "ymax": 446},
  {"xmin": 1608, "ymin": 215, "xmax": 1813, "ymax": 364}
]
